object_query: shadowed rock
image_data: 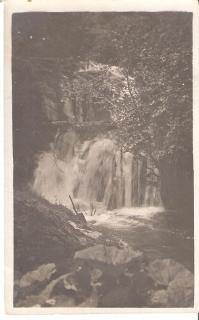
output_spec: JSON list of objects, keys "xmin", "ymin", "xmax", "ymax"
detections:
[
  {"xmin": 17, "ymin": 263, "xmax": 56, "ymax": 288},
  {"xmin": 74, "ymin": 244, "xmax": 142, "ymax": 265},
  {"xmin": 147, "ymin": 259, "xmax": 194, "ymax": 307}
]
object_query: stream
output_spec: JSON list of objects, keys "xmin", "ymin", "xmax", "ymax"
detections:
[{"xmin": 86, "ymin": 206, "xmax": 194, "ymax": 272}]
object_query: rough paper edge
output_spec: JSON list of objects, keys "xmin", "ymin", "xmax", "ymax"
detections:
[{"xmin": 4, "ymin": 0, "xmax": 199, "ymax": 314}]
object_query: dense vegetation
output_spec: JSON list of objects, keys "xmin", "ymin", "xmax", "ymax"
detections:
[{"xmin": 12, "ymin": 12, "xmax": 193, "ymax": 214}]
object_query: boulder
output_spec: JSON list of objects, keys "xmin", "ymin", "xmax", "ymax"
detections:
[
  {"xmin": 149, "ymin": 289, "xmax": 168, "ymax": 306},
  {"xmin": 167, "ymin": 269, "xmax": 194, "ymax": 307},
  {"xmin": 15, "ymin": 273, "xmax": 67, "ymax": 307},
  {"xmin": 18, "ymin": 263, "xmax": 56, "ymax": 288},
  {"xmin": 90, "ymin": 268, "xmax": 103, "ymax": 284},
  {"xmin": 99, "ymin": 285, "xmax": 137, "ymax": 307},
  {"xmin": 78, "ymin": 289, "xmax": 99, "ymax": 307},
  {"xmin": 45, "ymin": 295, "xmax": 76, "ymax": 307},
  {"xmin": 147, "ymin": 258, "xmax": 187, "ymax": 286},
  {"xmin": 147, "ymin": 259, "xmax": 194, "ymax": 307},
  {"xmin": 74, "ymin": 244, "xmax": 142, "ymax": 265}
]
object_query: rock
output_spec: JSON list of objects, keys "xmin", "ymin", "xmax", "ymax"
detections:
[
  {"xmin": 100, "ymin": 285, "xmax": 137, "ymax": 307},
  {"xmin": 63, "ymin": 274, "xmax": 80, "ymax": 292},
  {"xmin": 33, "ymin": 264, "xmax": 102, "ymax": 307},
  {"xmin": 74, "ymin": 244, "xmax": 142, "ymax": 265},
  {"xmin": 149, "ymin": 290, "xmax": 168, "ymax": 306},
  {"xmin": 40, "ymin": 273, "xmax": 70, "ymax": 302},
  {"xmin": 97, "ymin": 272, "xmax": 118, "ymax": 296},
  {"xmin": 82, "ymin": 230, "xmax": 102, "ymax": 239},
  {"xmin": 18, "ymin": 263, "xmax": 56, "ymax": 288},
  {"xmin": 103, "ymin": 270, "xmax": 154, "ymax": 307},
  {"xmin": 147, "ymin": 259, "xmax": 194, "ymax": 307},
  {"xmin": 69, "ymin": 221, "xmax": 102, "ymax": 239},
  {"xmin": 132, "ymin": 270, "xmax": 154, "ymax": 298},
  {"xmin": 45, "ymin": 298, "xmax": 56, "ymax": 306},
  {"xmin": 41, "ymin": 265, "xmax": 93, "ymax": 303},
  {"xmin": 167, "ymin": 269, "xmax": 194, "ymax": 307},
  {"xmin": 147, "ymin": 259, "xmax": 187, "ymax": 286},
  {"xmin": 16, "ymin": 273, "xmax": 67, "ymax": 307},
  {"xmin": 78, "ymin": 289, "xmax": 99, "ymax": 307},
  {"xmin": 45, "ymin": 295, "xmax": 76, "ymax": 307},
  {"xmin": 16, "ymin": 294, "xmax": 42, "ymax": 307},
  {"xmin": 90, "ymin": 268, "xmax": 103, "ymax": 284}
]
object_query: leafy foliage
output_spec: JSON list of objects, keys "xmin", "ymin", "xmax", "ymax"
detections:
[{"xmin": 86, "ymin": 13, "xmax": 192, "ymax": 167}]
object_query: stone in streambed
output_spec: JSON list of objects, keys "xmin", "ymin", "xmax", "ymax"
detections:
[
  {"xmin": 99, "ymin": 284, "xmax": 141, "ymax": 308},
  {"xmin": 167, "ymin": 268, "xmax": 194, "ymax": 307},
  {"xmin": 147, "ymin": 259, "xmax": 186, "ymax": 286},
  {"xmin": 149, "ymin": 289, "xmax": 169, "ymax": 306},
  {"xmin": 44, "ymin": 295, "xmax": 76, "ymax": 307},
  {"xmin": 74, "ymin": 244, "xmax": 142, "ymax": 265},
  {"xmin": 147, "ymin": 258, "xmax": 194, "ymax": 307},
  {"xmin": 17, "ymin": 263, "xmax": 56, "ymax": 288},
  {"xmin": 14, "ymin": 263, "xmax": 57, "ymax": 306}
]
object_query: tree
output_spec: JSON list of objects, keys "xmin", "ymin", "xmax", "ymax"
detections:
[{"xmin": 87, "ymin": 12, "xmax": 193, "ymax": 212}]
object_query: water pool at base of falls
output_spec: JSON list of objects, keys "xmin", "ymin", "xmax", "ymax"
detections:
[
  {"xmin": 85, "ymin": 206, "xmax": 194, "ymax": 272},
  {"xmin": 86, "ymin": 206, "xmax": 164, "ymax": 229}
]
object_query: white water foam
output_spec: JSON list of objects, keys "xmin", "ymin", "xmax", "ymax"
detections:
[
  {"xmin": 85, "ymin": 206, "xmax": 164, "ymax": 230},
  {"xmin": 32, "ymin": 134, "xmax": 162, "ymax": 210}
]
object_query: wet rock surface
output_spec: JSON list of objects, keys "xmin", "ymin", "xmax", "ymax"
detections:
[
  {"xmin": 147, "ymin": 259, "xmax": 194, "ymax": 307},
  {"xmin": 74, "ymin": 244, "xmax": 143, "ymax": 265},
  {"xmin": 17, "ymin": 263, "xmax": 56, "ymax": 288},
  {"xmin": 14, "ymin": 249, "xmax": 194, "ymax": 308}
]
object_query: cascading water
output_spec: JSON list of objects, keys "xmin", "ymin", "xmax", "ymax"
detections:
[{"xmin": 32, "ymin": 130, "xmax": 162, "ymax": 213}]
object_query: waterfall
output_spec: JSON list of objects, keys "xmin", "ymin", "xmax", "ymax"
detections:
[{"xmin": 32, "ymin": 131, "xmax": 162, "ymax": 212}]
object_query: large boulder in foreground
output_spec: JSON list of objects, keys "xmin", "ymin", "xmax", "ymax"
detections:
[
  {"xmin": 17, "ymin": 263, "xmax": 56, "ymax": 288},
  {"xmin": 74, "ymin": 244, "xmax": 143, "ymax": 265},
  {"xmin": 15, "ymin": 255, "xmax": 194, "ymax": 308},
  {"xmin": 15, "ymin": 263, "xmax": 102, "ymax": 308},
  {"xmin": 148, "ymin": 259, "xmax": 194, "ymax": 307}
]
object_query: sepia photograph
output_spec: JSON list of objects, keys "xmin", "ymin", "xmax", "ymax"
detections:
[{"xmin": 4, "ymin": 0, "xmax": 199, "ymax": 313}]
